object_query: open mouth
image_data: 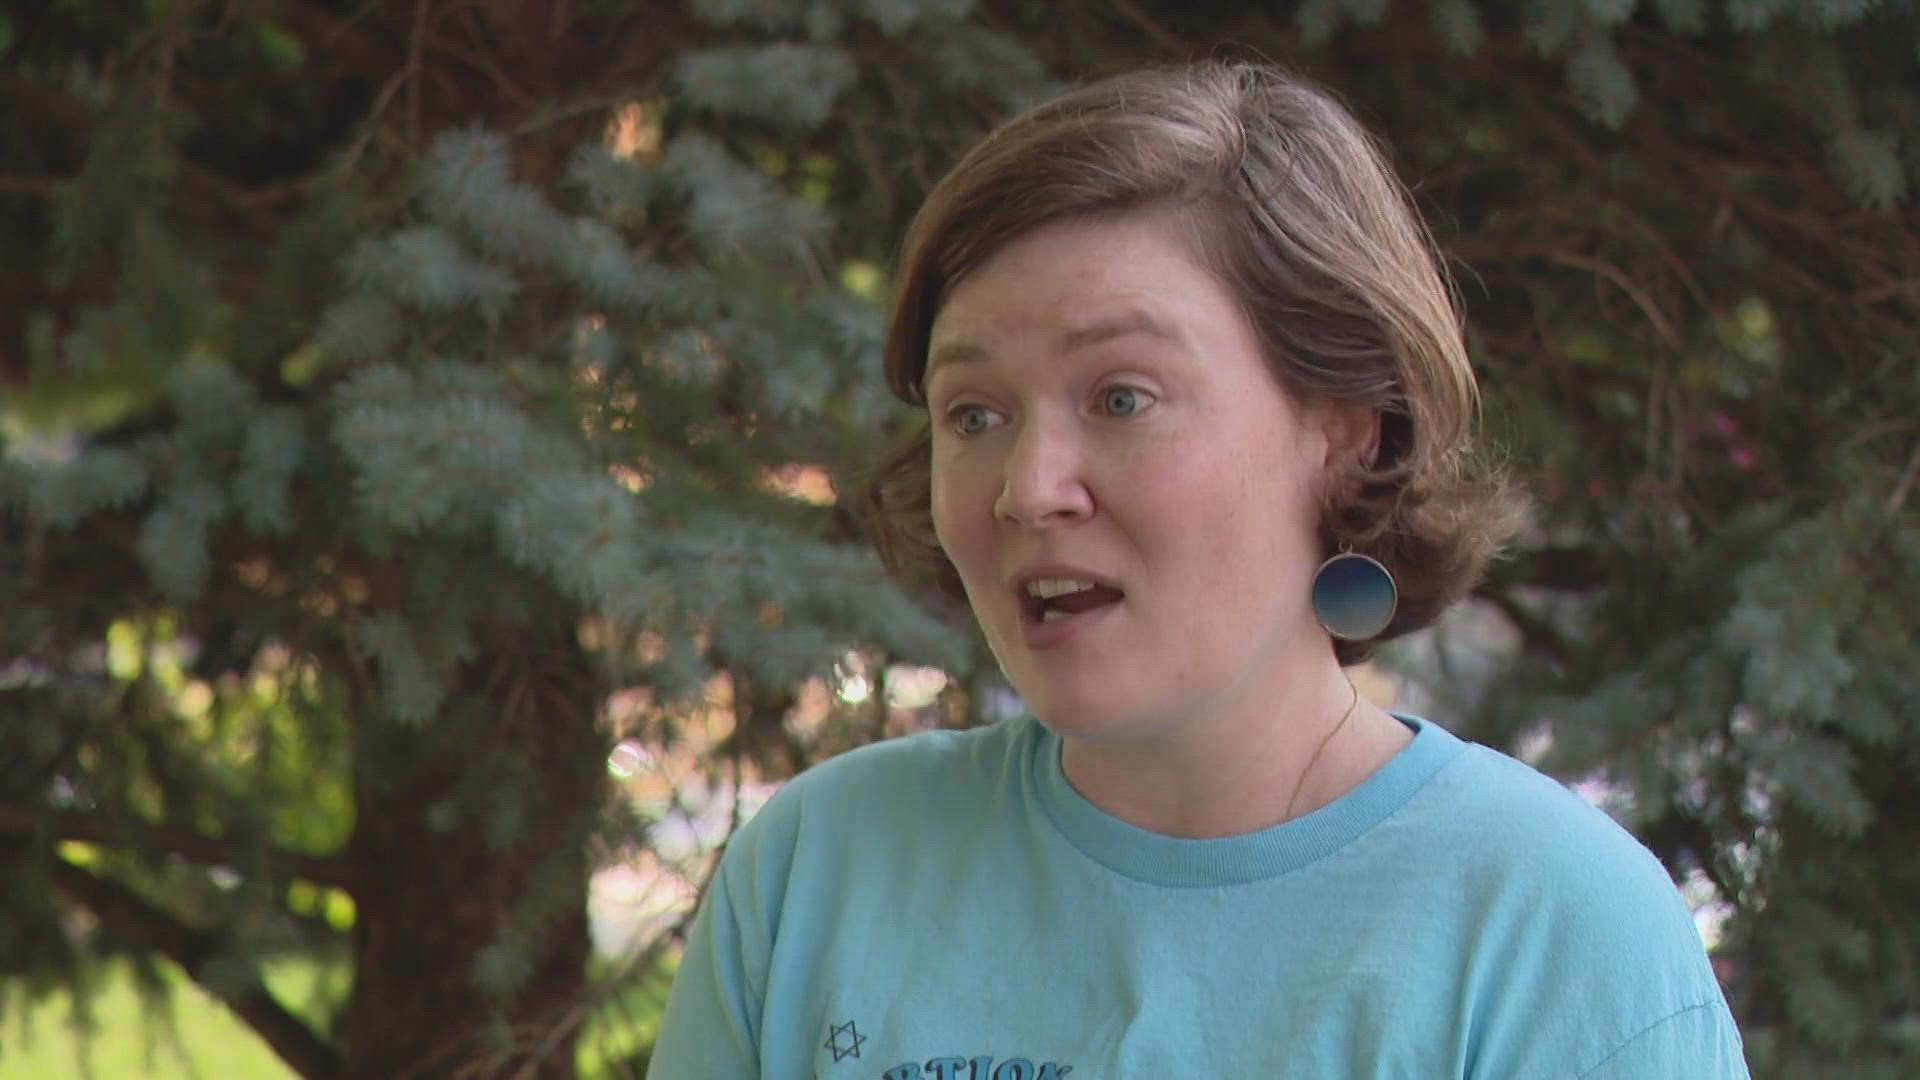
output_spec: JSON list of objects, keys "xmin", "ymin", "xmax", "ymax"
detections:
[{"xmin": 1020, "ymin": 578, "xmax": 1125, "ymax": 624}]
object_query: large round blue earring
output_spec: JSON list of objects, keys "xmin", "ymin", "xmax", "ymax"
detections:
[{"xmin": 1312, "ymin": 550, "xmax": 1398, "ymax": 641}]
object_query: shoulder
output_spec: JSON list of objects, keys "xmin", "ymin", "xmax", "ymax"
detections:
[
  {"xmin": 1443, "ymin": 737, "xmax": 1707, "ymax": 961},
  {"xmin": 1398, "ymin": 724, "xmax": 1741, "ymax": 1074},
  {"xmin": 715, "ymin": 718, "xmax": 1032, "ymax": 882},
  {"xmin": 1417, "ymin": 732, "xmax": 1695, "ymax": 926},
  {"xmin": 776, "ymin": 716, "xmax": 1032, "ymax": 817}
]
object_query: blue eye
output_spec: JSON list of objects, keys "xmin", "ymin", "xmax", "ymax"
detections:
[
  {"xmin": 951, "ymin": 405, "xmax": 1000, "ymax": 435},
  {"xmin": 1102, "ymin": 387, "xmax": 1147, "ymax": 416}
]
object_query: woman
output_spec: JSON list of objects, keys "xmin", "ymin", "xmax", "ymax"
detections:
[{"xmin": 648, "ymin": 62, "xmax": 1747, "ymax": 1078}]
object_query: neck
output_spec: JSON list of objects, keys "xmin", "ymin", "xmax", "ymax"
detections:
[{"xmin": 1057, "ymin": 657, "xmax": 1410, "ymax": 839}]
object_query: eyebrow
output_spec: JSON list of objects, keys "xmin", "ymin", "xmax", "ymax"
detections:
[
  {"xmin": 1060, "ymin": 310, "xmax": 1183, "ymax": 353},
  {"xmin": 923, "ymin": 310, "xmax": 1182, "ymax": 386},
  {"xmin": 923, "ymin": 340, "xmax": 988, "ymax": 383}
]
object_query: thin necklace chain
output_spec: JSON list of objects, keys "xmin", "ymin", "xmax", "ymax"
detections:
[{"xmin": 1284, "ymin": 678, "xmax": 1361, "ymax": 822}]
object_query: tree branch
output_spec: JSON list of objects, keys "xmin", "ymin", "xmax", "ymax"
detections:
[
  {"xmin": 0, "ymin": 69, "xmax": 291, "ymax": 231},
  {"xmin": 246, "ymin": 0, "xmax": 399, "ymax": 83},
  {"xmin": 44, "ymin": 855, "xmax": 341, "ymax": 1080},
  {"xmin": 1109, "ymin": 0, "xmax": 1192, "ymax": 55},
  {"xmin": 1887, "ymin": 441, "xmax": 1920, "ymax": 517},
  {"xmin": 0, "ymin": 804, "xmax": 355, "ymax": 892},
  {"xmin": 1544, "ymin": 250, "xmax": 1686, "ymax": 352}
]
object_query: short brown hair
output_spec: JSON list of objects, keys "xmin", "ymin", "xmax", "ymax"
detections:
[{"xmin": 865, "ymin": 61, "xmax": 1521, "ymax": 664}]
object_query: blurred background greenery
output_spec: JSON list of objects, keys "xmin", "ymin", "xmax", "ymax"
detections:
[{"xmin": 2, "ymin": 0, "xmax": 1916, "ymax": 1076}]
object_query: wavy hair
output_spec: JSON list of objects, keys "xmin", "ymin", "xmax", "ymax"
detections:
[{"xmin": 864, "ymin": 61, "xmax": 1522, "ymax": 664}]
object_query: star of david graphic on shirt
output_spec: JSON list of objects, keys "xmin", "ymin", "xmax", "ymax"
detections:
[{"xmin": 825, "ymin": 1019, "xmax": 866, "ymax": 1062}]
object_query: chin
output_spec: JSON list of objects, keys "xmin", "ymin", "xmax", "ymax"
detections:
[{"xmin": 1017, "ymin": 687, "xmax": 1156, "ymax": 743}]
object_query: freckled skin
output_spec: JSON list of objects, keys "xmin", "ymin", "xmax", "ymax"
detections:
[{"xmin": 926, "ymin": 209, "xmax": 1349, "ymax": 772}]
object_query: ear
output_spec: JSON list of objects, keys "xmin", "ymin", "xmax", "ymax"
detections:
[{"xmin": 1315, "ymin": 400, "xmax": 1382, "ymax": 475}]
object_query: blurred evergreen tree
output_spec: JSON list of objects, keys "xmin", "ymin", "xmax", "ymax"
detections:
[
  {"xmin": 0, "ymin": 1, "xmax": 1004, "ymax": 1075},
  {"xmin": 2, "ymin": 1, "xmax": 1916, "ymax": 1077}
]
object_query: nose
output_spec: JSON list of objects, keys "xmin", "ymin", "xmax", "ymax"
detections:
[{"xmin": 994, "ymin": 416, "xmax": 1094, "ymax": 527}]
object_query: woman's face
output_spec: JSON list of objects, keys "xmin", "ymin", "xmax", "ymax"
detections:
[{"xmin": 926, "ymin": 209, "xmax": 1347, "ymax": 745}]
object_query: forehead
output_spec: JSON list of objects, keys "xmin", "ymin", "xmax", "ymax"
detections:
[
  {"xmin": 924, "ymin": 209, "xmax": 1238, "ymax": 377},
  {"xmin": 925, "ymin": 307, "xmax": 1187, "ymax": 382}
]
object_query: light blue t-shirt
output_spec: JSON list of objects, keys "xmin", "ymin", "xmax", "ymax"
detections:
[{"xmin": 648, "ymin": 715, "xmax": 1747, "ymax": 1078}]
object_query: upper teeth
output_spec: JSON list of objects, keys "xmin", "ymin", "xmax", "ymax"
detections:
[{"xmin": 1027, "ymin": 578, "xmax": 1097, "ymax": 599}]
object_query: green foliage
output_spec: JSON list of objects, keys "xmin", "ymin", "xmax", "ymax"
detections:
[
  {"xmin": 3, "ymin": 1, "xmax": 1029, "ymax": 1073},
  {"xmin": 50, "ymin": 104, "xmax": 179, "ymax": 281},
  {"xmin": 1649, "ymin": 0, "xmax": 1709, "ymax": 33},
  {"xmin": 687, "ymin": 0, "xmax": 816, "ymax": 31},
  {"xmin": 853, "ymin": 0, "xmax": 977, "ymax": 36},
  {"xmin": 661, "ymin": 135, "xmax": 832, "ymax": 261},
  {"xmin": 675, "ymin": 44, "xmax": 858, "ymax": 129},
  {"xmin": 1297, "ymin": 0, "xmax": 1393, "ymax": 47},
  {"xmin": 1428, "ymin": 0, "xmax": 1487, "ymax": 54},
  {"xmin": 1724, "ymin": 0, "xmax": 1789, "ymax": 32},
  {"xmin": 1830, "ymin": 129, "xmax": 1907, "ymax": 212},
  {"xmin": 1566, "ymin": 37, "xmax": 1639, "ymax": 128},
  {"xmin": 5, "ymin": 445, "xmax": 149, "ymax": 528},
  {"xmin": 1580, "ymin": 0, "xmax": 1639, "ymax": 24}
]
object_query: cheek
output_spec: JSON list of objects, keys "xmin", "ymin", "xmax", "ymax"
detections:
[
  {"xmin": 929, "ymin": 461, "xmax": 982, "ymax": 567},
  {"xmin": 1135, "ymin": 430, "xmax": 1317, "ymax": 570},
  {"xmin": 929, "ymin": 488, "xmax": 957, "ymax": 560}
]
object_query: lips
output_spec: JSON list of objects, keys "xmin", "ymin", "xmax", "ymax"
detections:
[{"xmin": 1012, "ymin": 569, "xmax": 1125, "ymax": 628}]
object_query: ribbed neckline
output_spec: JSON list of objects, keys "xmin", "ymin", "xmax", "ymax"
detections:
[{"xmin": 1030, "ymin": 713, "xmax": 1466, "ymax": 888}]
